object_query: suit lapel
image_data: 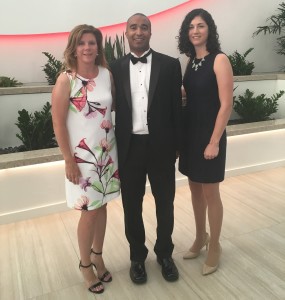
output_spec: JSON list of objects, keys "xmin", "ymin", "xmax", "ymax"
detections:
[
  {"xmin": 148, "ymin": 51, "xmax": 160, "ymax": 111},
  {"xmin": 121, "ymin": 51, "xmax": 160, "ymax": 111},
  {"xmin": 122, "ymin": 54, "xmax": 132, "ymax": 109}
]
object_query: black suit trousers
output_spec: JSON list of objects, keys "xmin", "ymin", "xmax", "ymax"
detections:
[{"xmin": 119, "ymin": 134, "xmax": 175, "ymax": 261}]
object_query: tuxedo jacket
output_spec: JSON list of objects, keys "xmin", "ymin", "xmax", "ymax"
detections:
[{"xmin": 110, "ymin": 50, "xmax": 182, "ymax": 167}]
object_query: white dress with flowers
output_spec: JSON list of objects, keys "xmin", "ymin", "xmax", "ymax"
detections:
[{"xmin": 65, "ymin": 67, "xmax": 120, "ymax": 211}]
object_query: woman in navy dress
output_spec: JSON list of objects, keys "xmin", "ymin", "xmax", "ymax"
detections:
[{"xmin": 178, "ymin": 9, "xmax": 233, "ymax": 275}]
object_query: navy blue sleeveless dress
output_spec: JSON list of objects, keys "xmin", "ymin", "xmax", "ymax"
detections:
[{"xmin": 179, "ymin": 51, "xmax": 227, "ymax": 183}]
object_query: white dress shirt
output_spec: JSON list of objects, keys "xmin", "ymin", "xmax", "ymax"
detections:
[{"xmin": 129, "ymin": 49, "xmax": 152, "ymax": 134}]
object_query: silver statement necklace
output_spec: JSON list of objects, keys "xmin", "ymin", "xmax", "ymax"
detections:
[{"xmin": 192, "ymin": 57, "xmax": 205, "ymax": 71}]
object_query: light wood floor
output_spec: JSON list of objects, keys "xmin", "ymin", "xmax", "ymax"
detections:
[{"xmin": 1, "ymin": 167, "xmax": 285, "ymax": 300}]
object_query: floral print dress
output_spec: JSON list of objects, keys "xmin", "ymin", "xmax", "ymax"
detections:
[{"xmin": 65, "ymin": 67, "xmax": 120, "ymax": 210}]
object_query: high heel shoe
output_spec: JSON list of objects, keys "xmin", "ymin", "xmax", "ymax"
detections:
[
  {"xmin": 79, "ymin": 261, "xmax": 104, "ymax": 294},
  {"xmin": 91, "ymin": 248, "xmax": 112, "ymax": 282},
  {"xmin": 183, "ymin": 233, "xmax": 210, "ymax": 259},
  {"xmin": 202, "ymin": 245, "xmax": 222, "ymax": 276}
]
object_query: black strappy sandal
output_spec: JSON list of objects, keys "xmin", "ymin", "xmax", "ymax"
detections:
[
  {"xmin": 79, "ymin": 261, "xmax": 104, "ymax": 294},
  {"xmin": 91, "ymin": 248, "xmax": 113, "ymax": 282}
]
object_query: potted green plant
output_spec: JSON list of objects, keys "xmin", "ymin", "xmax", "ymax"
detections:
[{"xmin": 253, "ymin": 2, "xmax": 285, "ymax": 70}]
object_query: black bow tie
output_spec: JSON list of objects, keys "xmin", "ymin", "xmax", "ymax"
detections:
[{"xmin": 130, "ymin": 50, "xmax": 152, "ymax": 64}]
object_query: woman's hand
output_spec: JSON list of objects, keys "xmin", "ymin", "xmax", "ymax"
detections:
[
  {"xmin": 65, "ymin": 159, "xmax": 81, "ymax": 184},
  {"xmin": 204, "ymin": 143, "xmax": 219, "ymax": 160}
]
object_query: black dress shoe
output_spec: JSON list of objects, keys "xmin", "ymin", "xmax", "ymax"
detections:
[
  {"xmin": 157, "ymin": 257, "xmax": 179, "ymax": 282},
  {"xmin": 130, "ymin": 261, "xmax": 147, "ymax": 284}
]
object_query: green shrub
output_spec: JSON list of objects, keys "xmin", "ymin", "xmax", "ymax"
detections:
[
  {"xmin": 104, "ymin": 34, "xmax": 126, "ymax": 65},
  {"xmin": 253, "ymin": 2, "xmax": 285, "ymax": 71},
  {"xmin": 0, "ymin": 76, "xmax": 22, "ymax": 87},
  {"xmin": 228, "ymin": 48, "xmax": 255, "ymax": 75},
  {"xmin": 233, "ymin": 89, "xmax": 285, "ymax": 123},
  {"xmin": 42, "ymin": 52, "xmax": 63, "ymax": 85},
  {"xmin": 15, "ymin": 102, "xmax": 57, "ymax": 150}
]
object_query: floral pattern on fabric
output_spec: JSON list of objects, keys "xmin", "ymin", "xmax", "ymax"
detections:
[
  {"xmin": 69, "ymin": 76, "xmax": 107, "ymax": 118},
  {"xmin": 73, "ymin": 126, "xmax": 119, "ymax": 204},
  {"xmin": 64, "ymin": 68, "xmax": 120, "ymax": 211}
]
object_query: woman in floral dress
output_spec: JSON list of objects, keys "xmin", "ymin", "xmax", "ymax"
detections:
[{"xmin": 52, "ymin": 24, "xmax": 120, "ymax": 294}]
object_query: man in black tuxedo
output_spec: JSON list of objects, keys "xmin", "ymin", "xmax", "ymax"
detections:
[{"xmin": 111, "ymin": 13, "xmax": 182, "ymax": 284}]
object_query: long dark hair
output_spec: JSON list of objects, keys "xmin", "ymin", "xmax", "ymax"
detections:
[{"xmin": 178, "ymin": 9, "xmax": 221, "ymax": 58}]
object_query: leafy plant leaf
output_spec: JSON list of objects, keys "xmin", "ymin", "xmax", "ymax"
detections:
[
  {"xmin": 103, "ymin": 34, "xmax": 126, "ymax": 65},
  {"xmin": 228, "ymin": 48, "xmax": 255, "ymax": 76},
  {"xmin": 233, "ymin": 89, "xmax": 285, "ymax": 122},
  {"xmin": 0, "ymin": 76, "xmax": 22, "ymax": 87},
  {"xmin": 15, "ymin": 101, "xmax": 57, "ymax": 150},
  {"xmin": 252, "ymin": 2, "xmax": 285, "ymax": 70},
  {"xmin": 42, "ymin": 52, "xmax": 63, "ymax": 85}
]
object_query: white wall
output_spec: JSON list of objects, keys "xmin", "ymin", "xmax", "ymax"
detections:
[
  {"xmin": 0, "ymin": 0, "xmax": 284, "ymax": 84},
  {"xmin": 226, "ymin": 130, "xmax": 285, "ymax": 176}
]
